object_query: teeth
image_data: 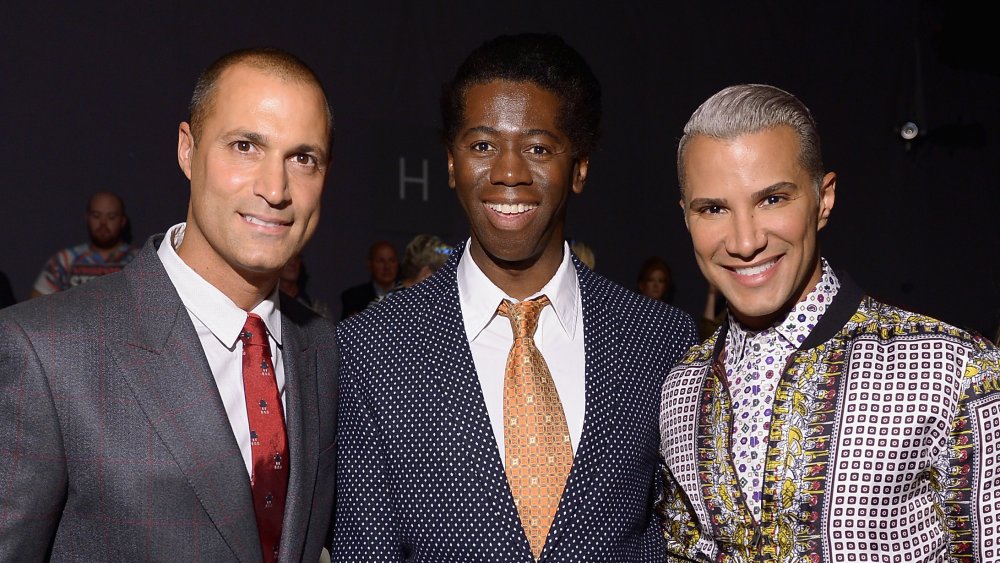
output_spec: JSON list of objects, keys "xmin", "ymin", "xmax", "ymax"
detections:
[
  {"xmin": 735, "ymin": 259, "xmax": 777, "ymax": 276},
  {"xmin": 244, "ymin": 215, "xmax": 283, "ymax": 227},
  {"xmin": 487, "ymin": 202, "xmax": 536, "ymax": 214}
]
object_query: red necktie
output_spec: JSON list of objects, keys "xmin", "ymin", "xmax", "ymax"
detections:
[{"xmin": 240, "ymin": 313, "xmax": 288, "ymax": 562}]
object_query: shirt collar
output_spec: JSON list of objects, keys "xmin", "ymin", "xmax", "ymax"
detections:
[
  {"xmin": 457, "ymin": 238, "xmax": 580, "ymax": 341},
  {"xmin": 157, "ymin": 223, "xmax": 282, "ymax": 349},
  {"xmin": 729, "ymin": 258, "xmax": 840, "ymax": 349}
]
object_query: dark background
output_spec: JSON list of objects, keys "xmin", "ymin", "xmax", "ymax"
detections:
[{"xmin": 3, "ymin": 1, "xmax": 998, "ymax": 335}]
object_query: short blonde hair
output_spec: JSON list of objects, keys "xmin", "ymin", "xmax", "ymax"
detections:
[{"xmin": 401, "ymin": 234, "xmax": 452, "ymax": 279}]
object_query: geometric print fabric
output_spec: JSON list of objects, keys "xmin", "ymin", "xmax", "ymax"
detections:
[
  {"xmin": 498, "ymin": 296, "xmax": 573, "ymax": 561},
  {"xmin": 725, "ymin": 261, "xmax": 838, "ymax": 520},
  {"xmin": 657, "ymin": 274, "xmax": 1000, "ymax": 562},
  {"xmin": 240, "ymin": 313, "xmax": 288, "ymax": 563}
]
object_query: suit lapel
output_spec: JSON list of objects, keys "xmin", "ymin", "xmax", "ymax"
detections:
[
  {"xmin": 427, "ymin": 254, "xmax": 531, "ymax": 554},
  {"xmin": 276, "ymin": 303, "xmax": 320, "ymax": 563},
  {"xmin": 545, "ymin": 260, "xmax": 627, "ymax": 551},
  {"xmin": 107, "ymin": 239, "xmax": 261, "ymax": 563}
]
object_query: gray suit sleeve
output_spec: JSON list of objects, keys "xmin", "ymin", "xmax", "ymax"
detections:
[{"xmin": 0, "ymin": 316, "xmax": 67, "ymax": 560}]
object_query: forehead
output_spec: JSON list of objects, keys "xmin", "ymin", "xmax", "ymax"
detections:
[
  {"xmin": 204, "ymin": 64, "xmax": 329, "ymax": 141},
  {"xmin": 461, "ymin": 80, "xmax": 564, "ymax": 132},
  {"xmin": 88, "ymin": 194, "xmax": 123, "ymax": 213},
  {"xmin": 371, "ymin": 245, "xmax": 396, "ymax": 259},
  {"xmin": 683, "ymin": 127, "xmax": 806, "ymax": 195}
]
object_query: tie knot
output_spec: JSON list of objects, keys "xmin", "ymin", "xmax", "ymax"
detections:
[
  {"xmin": 241, "ymin": 313, "xmax": 271, "ymax": 353},
  {"xmin": 498, "ymin": 295, "xmax": 550, "ymax": 340}
]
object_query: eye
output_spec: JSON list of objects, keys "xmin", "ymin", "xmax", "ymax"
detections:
[
  {"xmin": 526, "ymin": 145, "xmax": 551, "ymax": 155},
  {"xmin": 235, "ymin": 141, "xmax": 253, "ymax": 152},
  {"xmin": 762, "ymin": 194, "xmax": 786, "ymax": 206},
  {"xmin": 703, "ymin": 205, "xmax": 724, "ymax": 215},
  {"xmin": 293, "ymin": 154, "xmax": 317, "ymax": 166},
  {"xmin": 471, "ymin": 141, "xmax": 492, "ymax": 152}
]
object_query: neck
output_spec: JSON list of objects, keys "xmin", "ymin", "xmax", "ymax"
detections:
[
  {"xmin": 470, "ymin": 240, "xmax": 564, "ymax": 301},
  {"xmin": 208, "ymin": 271, "xmax": 277, "ymax": 311},
  {"xmin": 279, "ymin": 279, "xmax": 300, "ymax": 298},
  {"xmin": 91, "ymin": 242, "xmax": 121, "ymax": 260},
  {"xmin": 176, "ymin": 239, "xmax": 277, "ymax": 311}
]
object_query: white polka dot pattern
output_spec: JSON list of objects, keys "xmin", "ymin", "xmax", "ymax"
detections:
[{"xmin": 331, "ymin": 246, "xmax": 698, "ymax": 562}]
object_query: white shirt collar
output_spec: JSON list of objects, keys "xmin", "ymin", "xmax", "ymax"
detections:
[
  {"xmin": 457, "ymin": 238, "xmax": 579, "ymax": 342},
  {"xmin": 157, "ymin": 223, "xmax": 282, "ymax": 348}
]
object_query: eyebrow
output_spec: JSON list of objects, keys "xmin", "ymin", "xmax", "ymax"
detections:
[
  {"xmin": 226, "ymin": 129, "xmax": 268, "ymax": 146},
  {"xmin": 687, "ymin": 181, "xmax": 799, "ymax": 210},
  {"xmin": 462, "ymin": 125, "xmax": 561, "ymax": 140},
  {"xmin": 226, "ymin": 130, "xmax": 327, "ymax": 162},
  {"xmin": 293, "ymin": 142, "xmax": 327, "ymax": 163},
  {"xmin": 686, "ymin": 197, "xmax": 726, "ymax": 209},
  {"xmin": 750, "ymin": 181, "xmax": 798, "ymax": 201}
]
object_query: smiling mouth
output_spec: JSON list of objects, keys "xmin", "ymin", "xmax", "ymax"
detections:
[
  {"xmin": 241, "ymin": 214, "xmax": 289, "ymax": 228},
  {"xmin": 731, "ymin": 257, "xmax": 779, "ymax": 277},
  {"xmin": 485, "ymin": 202, "xmax": 538, "ymax": 215}
]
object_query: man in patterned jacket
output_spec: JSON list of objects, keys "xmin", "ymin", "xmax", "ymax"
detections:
[{"xmin": 657, "ymin": 83, "xmax": 1000, "ymax": 561}]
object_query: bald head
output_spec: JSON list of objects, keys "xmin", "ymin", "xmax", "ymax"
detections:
[
  {"xmin": 86, "ymin": 191, "xmax": 128, "ymax": 250},
  {"xmin": 188, "ymin": 47, "xmax": 334, "ymax": 154}
]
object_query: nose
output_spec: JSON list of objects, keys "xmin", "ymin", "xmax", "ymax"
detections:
[
  {"xmin": 725, "ymin": 210, "xmax": 767, "ymax": 259},
  {"xmin": 254, "ymin": 156, "xmax": 290, "ymax": 206},
  {"xmin": 489, "ymin": 148, "xmax": 531, "ymax": 187}
]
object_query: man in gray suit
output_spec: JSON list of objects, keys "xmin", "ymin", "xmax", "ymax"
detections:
[{"xmin": 0, "ymin": 47, "xmax": 337, "ymax": 562}]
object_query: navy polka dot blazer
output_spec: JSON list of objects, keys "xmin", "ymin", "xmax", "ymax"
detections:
[{"xmin": 331, "ymin": 244, "xmax": 698, "ymax": 562}]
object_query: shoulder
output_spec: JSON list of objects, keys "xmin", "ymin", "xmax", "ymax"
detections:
[
  {"xmin": 123, "ymin": 245, "xmax": 140, "ymax": 260},
  {"xmin": 11, "ymin": 238, "xmax": 168, "ymax": 330},
  {"xmin": 843, "ymin": 296, "xmax": 1000, "ymax": 378},
  {"xmin": 45, "ymin": 244, "xmax": 88, "ymax": 265},
  {"xmin": 282, "ymin": 293, "xmax": 335, "ymax": 338},
  {"xmin": 1, "ymin": 267, "xmax": 132, "ymax": 337},
  {"xmin": 337, "ymin": 264, "xmax": 459, "ymax": 352},
  {"xmin": 578, "ymin": 265, "xmax": 699, "ymax": 344},
  {"xmin": 340, "ymin": 271, "xmax": 453, "ymax": 330},
  {"xmin": 846, "ymin": 296, "xmax": 978, "ymax": 344}
]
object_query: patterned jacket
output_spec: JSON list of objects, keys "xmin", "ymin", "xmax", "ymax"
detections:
[{"xmin": 657, "ymin": 274, "xmax": 1000, "ymax": 562}]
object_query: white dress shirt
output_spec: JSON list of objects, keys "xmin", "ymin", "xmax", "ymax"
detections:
[
  {"xmin": 157, "ymin": 223, "xmax": 286, "ymax": 477},
  {"xmin": 457, "ymin": 239, "xmax": 586, "ymax": 464}
]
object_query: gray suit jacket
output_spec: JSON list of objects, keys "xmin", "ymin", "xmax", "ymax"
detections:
[{"xmin": 0, "ymin": 236, "xmax": 338, "ymax": 562}]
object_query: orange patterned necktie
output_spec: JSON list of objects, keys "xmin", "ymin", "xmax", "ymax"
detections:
[{"xmin": 498, "ymin": 296, "xmax": 573, "ymax": 560}]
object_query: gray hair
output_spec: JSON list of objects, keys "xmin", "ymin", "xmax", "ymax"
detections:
[{"xmin": 677, "ymin": 84, "xmax": 824, "ymax": 195}]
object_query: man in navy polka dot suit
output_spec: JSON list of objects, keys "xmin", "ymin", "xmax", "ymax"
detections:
[{"xmin": 332, "ymin": 33, "xmax": 698, "ymax": 562}]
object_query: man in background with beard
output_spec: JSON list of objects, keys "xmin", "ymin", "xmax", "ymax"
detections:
[{"xmin": 30, "ymin": 190, "xmax": 137, "ymax": 297}]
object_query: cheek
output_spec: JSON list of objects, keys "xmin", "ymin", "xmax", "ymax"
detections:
[
  {"xmin": 689, "ymin": 224, "xmax": 720, "ymax": 258},
  {"xmin": 456, "ymin": 161, "xmax": 486, "ymax": 185},
  {"xmin": 774, "ymin": 215, "xmax": 813, "ymax": 247}
]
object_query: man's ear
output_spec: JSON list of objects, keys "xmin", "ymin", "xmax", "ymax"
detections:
[
  {"xmin": 446, "ymin": 149, "xmax": 456, "ymax": 189},
  {"xmin": 679, "ymin": 198, "xmax": 690, "ymax": 230},
  {"xmin": 177, "ymin": 122, "xmax": 194, "ymax": 180},
  {"xmin": 817, "ymin": 172, "xmax": 836, "ymax": 230},
  {"xmin": 572, "ymin": 156, "xmax": 590, "ymax": 195}
]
